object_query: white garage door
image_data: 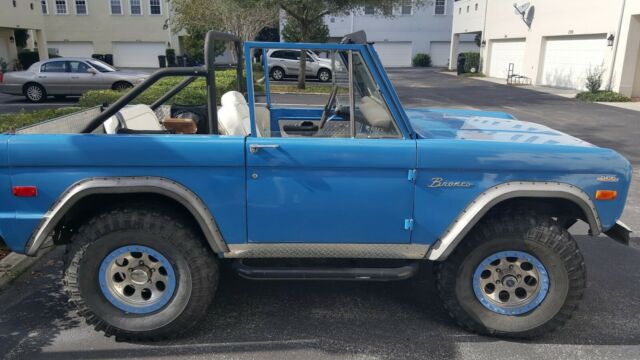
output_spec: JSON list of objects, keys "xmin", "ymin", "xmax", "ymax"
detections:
[
  {"xmin": 540, "ymin": 35, "xmax": 607, "ymax": 90},
  {"xmin": 488, "ymin": 39, "xmax": 526, "ymax": 78},
  {"xmin": 430, "ymin": 41, "xmax": 480, "ymax": 67},
  {"xmin": 113, "ymin": 42, "xmax": 166, "ymax": 68},
  {"xmin": 372, "ymin": 42, "xmax": 412, "ymax": 67},
  {"xmin": 48, "ymin": 42, "xmax": 94, "ymax": 58}
]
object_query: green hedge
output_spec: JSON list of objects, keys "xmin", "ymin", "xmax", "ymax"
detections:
[
  {"xmin": 575, "ymin": 90, "xmax": 631, "ymax": 102},
  {"xmin": 463, "ymin": 52, "xmax": 480, "ymax": 73},
  {"xmin": 79, "ymin": 70, "xmax": 248, "ymax": 108},
  {"xmin": 412, "ymin": 53, "xmax": 431, "ymax": 67}
]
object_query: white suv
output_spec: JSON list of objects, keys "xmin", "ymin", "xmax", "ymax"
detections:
[{"xmin": 266, "ymin": 49, "xmax": 334, "ymax": 82}]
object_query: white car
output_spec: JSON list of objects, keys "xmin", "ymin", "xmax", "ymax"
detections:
[{"xmin": 266, "ymin": 49, "xmax": 338, "ymax": 82}]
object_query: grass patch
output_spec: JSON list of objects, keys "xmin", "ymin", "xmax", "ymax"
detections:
[
  {"xmin": 0, "ymin": 107, "xmax": 83, "ymax": 133},
  {"xmin": 269, "ymin": 83, "xmax": 334, "ymax": 94},
  {"xmin": 576, "ymin": 91, "xmax": 631, "ymax": 102},
  {"xmin": 460, "ymin": 72, "xmax": 485, "ymax": 78}
]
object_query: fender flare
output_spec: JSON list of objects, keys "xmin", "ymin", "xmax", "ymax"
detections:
[
  {"xmin": 24, "ymin": 177, "xmax": 229, "ymax": 256},
  {"xmin": 426, "ymin": 181, "xmax": 601, "ymax": 260}
]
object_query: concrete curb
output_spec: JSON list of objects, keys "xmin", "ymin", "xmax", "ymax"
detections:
[{"xmin": 0, "ymin": 240, "xmax": 54, "ymax": 290}]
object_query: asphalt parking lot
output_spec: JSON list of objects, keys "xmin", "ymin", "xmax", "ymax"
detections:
[
  {"xmin": 0, "ymin": 93, "xmax": 80, "ymax": 114},
  {"xmin": 0, "ymin": 68, "xmax": 638, "ymax": 360}
]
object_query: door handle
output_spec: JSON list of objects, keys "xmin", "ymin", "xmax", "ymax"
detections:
[
  {"xmin": 38, "ymin": 76, "xmax": 47, "ymax": 78},
  {"xmin": 71, "ymin": 76, "xmax": 80, "ymax": 79},
  {"xmin": 250, "ymin": 144, "xmax": 280, "ymax": 154}
]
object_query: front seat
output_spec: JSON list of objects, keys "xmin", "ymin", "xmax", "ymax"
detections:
[{"xmin": 217, "ymin": 91, "xmax": 251, "ymax": 136}]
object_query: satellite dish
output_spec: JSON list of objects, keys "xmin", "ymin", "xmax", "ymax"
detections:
[{"xmin": 513, "ymin": 2, "xmax": 530, "ymax": 16}]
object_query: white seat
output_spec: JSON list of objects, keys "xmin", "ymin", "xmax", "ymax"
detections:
[
  {"xmin": 104, "ymin": 104, "xmax": 163, "ymax": 134},
  {"xmin": 217, "ymin": 91, "xmax": 251, "ymax": 136}
]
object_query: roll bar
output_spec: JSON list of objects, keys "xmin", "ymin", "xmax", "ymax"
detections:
[{"xmin": 81, "ymin": 31, "xmax": 244, "ymax": 134}]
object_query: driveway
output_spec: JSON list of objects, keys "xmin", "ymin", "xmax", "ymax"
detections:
[{"xmin": 0, "ymin": 68, "xmax": 638, "ymax": 360}]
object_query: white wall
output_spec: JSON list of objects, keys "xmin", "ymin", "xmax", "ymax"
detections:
[
  {"xmin": 452, "ymin": 0, "xmax": 640, "ymax": 95},
  {"xmin": 324, "ymin": 1, "xmax": 477, "ymax": 66}
]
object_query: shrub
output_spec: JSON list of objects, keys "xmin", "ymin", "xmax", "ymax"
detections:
[
  {"xmin": 585, "ymin": 66, "xmax": 605, "ymax": 93},
  {"xmin": 17, "ymin": 50, "xmax": 60, "ymax": 70},
  {"xmin": 412, "ymin": 53, "xmax": 431, "ymax": 67},
  {"xmin": 463, "ymin": 52, "xmax": 480, "ymax": 73},
  {"xmin": 79, "ymin": 70, "xmax": 248, "ymax": 107},
  {"xmin": 575, "ymin": 90, "xmax": 631, "ymax": 102}
]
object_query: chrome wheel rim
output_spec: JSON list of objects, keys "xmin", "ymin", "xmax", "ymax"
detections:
[
  {"xmin": 472, "ymin": 250, "xmax": 549, "ymax": 315},
  {"xmin": 319, "ymin": 71, "xmax": 330, "ymax": 81},
  {"xmin": 99, "ymin": 245, "xmax": 176, "ymax": 314},
  {"xmin": 272, "ymin": 69, "xmax": 283, "ymax": 80},
  {"xmin": 115, "ymin": 83, "xmax": 130, "ymax": 90},
  {"xmin": 27, "ymin": 86, "xmax": 43, "ymax": 101}
]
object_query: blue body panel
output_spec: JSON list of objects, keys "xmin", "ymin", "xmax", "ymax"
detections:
[{"xmin": 0, "ymin": 40, "xmax": 632, "ymax": 256}]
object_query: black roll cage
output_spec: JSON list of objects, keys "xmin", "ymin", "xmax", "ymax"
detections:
[{"xmin": 80, "ymin": 31, "xmax": 245, "ymax": 134}]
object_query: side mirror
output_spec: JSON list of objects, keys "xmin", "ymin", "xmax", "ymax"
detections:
[{"xmin": 87, "ymin": 68, "xmax": 97, "ymax": 75}]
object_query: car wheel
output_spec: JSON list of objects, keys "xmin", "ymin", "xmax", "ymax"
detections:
[
  {"xmin": 63, "ymin": 205, "xmax": 219, "ymax": 341},
  {"xmin": 270, "ymin": 67, "xmax": 285, "ymax": 81},
  {"xmin": 434, "ymin": 209, "xmax": 585, "ymax": 339},
  {"xmin": 112, "ymin": 81, "xmax": 133, "ymax": 91},
  {"xmin": 318, "ymin": 69, "xmax": 331, "ymax": 82},
  {"xmin": 24, "ymin": 83, "xmax": 47, "ymax": 103}
]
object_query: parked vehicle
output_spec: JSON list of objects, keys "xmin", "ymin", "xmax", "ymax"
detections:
[
  {"xmin": 267, "ymin": 49, "xmax": 335, "ymax": 82},
  {"xmin": 0, "ymin": 31, "xmax": 632, "ymax": 341},
  {"xmin": 0, "ymin": 57, "xmax": 149, "ymax": 102}
]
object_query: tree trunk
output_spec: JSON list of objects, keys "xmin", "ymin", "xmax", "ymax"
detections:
[{"xmin": 297, "ymin": 26, "xmax": 310, "ymax": 90}]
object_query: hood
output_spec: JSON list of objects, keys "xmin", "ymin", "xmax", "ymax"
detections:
[{"xmin": 407, "ymin": 108, "xmax": 593, "ymax": 147}]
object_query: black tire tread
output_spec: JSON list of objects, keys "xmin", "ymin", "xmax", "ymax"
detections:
[
  {"xmin": 434, "ymin": 208, "xmax": 586, "ymax": 339},
  {"xmin": 63, "ymin": 205, "xmax": 218, "ymax": 341}
]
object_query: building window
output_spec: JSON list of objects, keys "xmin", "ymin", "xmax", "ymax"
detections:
[
  {"xmin": 458, "ymin": 7, "xmax": 461, "ymax": 14},
  {"xmin": 149, "ymin": 0, "xmax": 161, "ymax": 15},
  {"xmin": 55, "ymin": 0, "xmax": 68, "ymax": 14},
  {"xmin": 41, "ymin": 0, "xmax": 48, "ymax": 14},
  {"xmin": 130, "ymin": 0, "xmax": 142, "ymax": 15},
  {"xmin": 434, "ymin": 0, "xmax": 446, "ymax": 15},
  {"xmin": 475, "ymin": 3, "xmax": 479, "ymax": 11},
  {"xmin": 363, "ymin": 6, "xmax": 375, "ymax": 15},
  {"xmin": 109, "ymin": 0, "xmax": 122, "ymax": 14},
  {"xmin": 401, "ymin": 0, "xmax": 412, "ymax": 15},
  {"xmin": 75, "ymin": 0, "xmax": 87, "ymax": 14}
]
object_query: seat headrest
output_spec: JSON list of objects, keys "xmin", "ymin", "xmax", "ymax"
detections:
[{"xmin": 221, "ymin": 91, "xmax": 247, "ymax": 107}]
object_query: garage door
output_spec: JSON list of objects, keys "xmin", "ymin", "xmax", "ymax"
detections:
[
  {"xmin": 488, "ymin": 39, "xmax": 525, "ymax": 78},
  {"xmin": 112, "ymin": 42, "xmax": 166, "ymax": 68},
  {"xmin": 372, "ymin": 42, "xmax": 412, "ymax": 67},
  {"xmin": 47, "ymin": 42, "xmax": 94, "ymax": 58},
  {"xmin": 540, "ymin": 35, "xmax": 607, "ymax": 90},
  {"xmin": 430, "ymin": 41, "xmax": 480, "ymax": 68}
]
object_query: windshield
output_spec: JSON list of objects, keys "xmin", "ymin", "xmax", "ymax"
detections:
[{"xmin": 87, "ymin": 60, "xmax": 117, "ymax": 72}]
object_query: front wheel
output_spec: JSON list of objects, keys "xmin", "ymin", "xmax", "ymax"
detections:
[
  {"xmin": 270, "ymin": 67, "xmax": 285, "ymax": 81},
  {"xmin": 434, "ymin": 210, "xmax": 586, "ymax": 338},
  {"xmin": 63, "ymin": 205, "xmax": 219, "ymax": 341},
  {"xmin": 317, "ymin": 68, "xmax": 331, "ymax": 82}
]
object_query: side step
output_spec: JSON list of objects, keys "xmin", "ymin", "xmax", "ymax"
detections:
[{"xmin": 232, "ymin": 260, "xmax": 420, "ymax": 281}]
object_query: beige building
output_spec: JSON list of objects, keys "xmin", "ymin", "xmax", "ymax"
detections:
[
  {"xmin": 450, "ymin": 0, "xmax": 640, "ymax": 97},
  {"xmin": 0, "ymin": 0, "xmax": 49, "ymax": 70},
  {"xmin": 1, "ymin": 0, "xmax": 183, "ymax": 70}
]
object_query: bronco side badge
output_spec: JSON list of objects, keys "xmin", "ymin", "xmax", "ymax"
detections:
[{"xmin": 428, "ymin": 177, "xmax": 473, "ymax": 188}]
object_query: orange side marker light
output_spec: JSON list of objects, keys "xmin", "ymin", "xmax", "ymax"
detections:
[{"xmin": 595, "ymin": 190, "xmax": 617, "ymax": 201}]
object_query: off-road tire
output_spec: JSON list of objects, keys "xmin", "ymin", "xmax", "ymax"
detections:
[
  {"xmin": 63, "ymin": 205, "xmax": 219, "ymax": 341},
  {"xmin": 434, "ymin": 210, "xmax": 586, "ymax": 339}
]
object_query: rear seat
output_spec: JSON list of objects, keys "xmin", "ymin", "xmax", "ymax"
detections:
[{"xmin": 104, "ymin": 104, "xmax": 164, "ymax": 134}]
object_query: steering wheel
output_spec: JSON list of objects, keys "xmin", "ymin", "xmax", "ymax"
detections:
[{"xmin": 318, "ymin": 85, "xmax": 339, "ymax": 129}]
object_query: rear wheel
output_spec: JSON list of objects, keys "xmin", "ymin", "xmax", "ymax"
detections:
[
  {"xmin": 24, "ymin": 83, "xmax": 46, "ymax": 103},
  {"xmin": 434, "ymin": 210, "xmax": 585, "ymax": 338},
  {"xmin": 63, "ymin": 206, "xmax": 219, "ymax": 341},
  {"xmin": 270, "ymin": 67, "xmax": 285, "ymax": 81}
]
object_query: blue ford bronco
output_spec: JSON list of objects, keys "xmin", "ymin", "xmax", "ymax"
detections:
[{"xmin": 0, "ymin": 31, "xmax": 632, "ymax": 340}]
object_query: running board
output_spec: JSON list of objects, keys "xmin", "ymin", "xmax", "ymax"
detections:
[{"xmin": 232, "ymin": 261, "xmax": 420, "ymax": 281}]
